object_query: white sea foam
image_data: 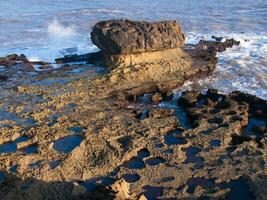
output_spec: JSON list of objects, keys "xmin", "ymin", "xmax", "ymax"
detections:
[
  {"xmin": 184, "ymin": 33, "xmax": 267, "ymax": 99},
  {"xmin": 48, "ymin": 18, "xmax": 76, "ymax": 37}
]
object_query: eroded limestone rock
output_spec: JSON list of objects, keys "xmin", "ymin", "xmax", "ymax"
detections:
[
  {"xmin": 91, "ymin": 19, "xmax": 185, "ymax": 54},
  {"xmin": 0, "ymin": 20, "xmax": 263, "ymax": 200}
]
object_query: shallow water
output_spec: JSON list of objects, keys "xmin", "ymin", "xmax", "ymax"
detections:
[
  {"xmin": 0, "ymin": 135, "xmax": 30, "ymax": 154},
  {"xmin": 52, "ymin": 135, "xmax": 84, "ymax": 153},
  {"xmin": 0, "ymin": 0, "xmax": 266, "ymax": 98}
]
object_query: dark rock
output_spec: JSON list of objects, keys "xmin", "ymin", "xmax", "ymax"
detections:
[
  {"xmin": 91, "ymin": 19, "xmax": 185, "ymax": 54},
  {"xmin": 161, "ymin": 91, "xmax": 174, "ymax": 101},
  {"xmin": 178, "ymin": 91, "xmax": 200, "ymax": 107},
  {"xmin": 229, "ymin": 91, "xmax": 267, "ymax": 118},
  {"xmin": 38, "ymin": 65, "xmax": 53, "ymax": 70},
  {"xmin": 0, "ymin": 75, "xmax": 8, "ymax": 81},
  {"xmin": 31, "ymin": 61, "xmax": 51, "ymax": 65},
  {"xmin": 218, "ymin": 97, "xmax": 232, "ymax": 109},
  {"xmin": 206, "ymin": 88, "xmax": 220, "ymax": 101},
  {"xmin": 198, "ymin": 38, "xmax": 240, "ymax": 53},
  {"xmin": 55, "ymin": 51, "xmax": 104, "ymax": 64},
  {"xmin": 230, "ymin": 135, "xmax": 252, "ymax": 146},
  {"xmin": 208, "ymin": 117, "xmax": 224, "ymax": 124},
  {"xmin": 195, "ymin": 38, "xmax": 240, "ymax": 61},
  {"xmin": 195, "ymin": 43, "xmax": 217, "ymax": 61},
  {"xmin": 211, "ymin": 35, "xmax": 224, "ymax": 42},
  {"xmin": 0, "ymin": 54, "xmax": 29, "ymax": 67}
]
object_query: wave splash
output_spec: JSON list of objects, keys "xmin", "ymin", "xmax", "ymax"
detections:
[
  {"xmin": 47, "ymin": 18, "xmax": 76, "ymax": 37},
  {"xmin": 183, "ymin": 33, "xmax": 267, "ymax": 100}
]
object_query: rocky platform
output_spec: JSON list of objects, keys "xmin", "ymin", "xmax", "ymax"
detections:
[{"xmin": 0, "ymin": 19, "xmax": 266, "ymax": 200}]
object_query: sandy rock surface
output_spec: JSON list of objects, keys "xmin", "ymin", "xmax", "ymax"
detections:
[{"xmin": 0, "ymin": 26, "xmax": 266, "ymax": 199}]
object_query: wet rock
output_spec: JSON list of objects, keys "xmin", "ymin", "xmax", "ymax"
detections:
[
  {"xmin": 195, "ymin": 38, "xmax": 239, "ymax": 61},
  {"xmin": 230, "ymin": 91, "xmax": 267, "ymax": 118},
  {"xmin": 195, "ymin": 43, "xmax": 218, "ymax": 60},
  {"xmin": 91, "ymin": 19, "xmax": 185, "ymax": 54},
  {"xmin": 198, "ymin": 38, "xmax": 240, "ymax": 53},
  {"xmin": 211, "ymin": 35, "xmax": 224, "ymax": 42},
  {"xmin": 0, "ymin": 19, "xmax": 262, "ymax": 200},
  {"xmin": 148, "ymin": 108, "xmax": 174, "ymax": 118},
  {"xmin": 0, "ymin": 54, "xmax": 29, "ymax": 67},
  {"xmin": 178, "ymin": 91, "xmax": 201, "ymax": 107},
  {"xmin": 178, "ymin": 89, "xmax": 253, "ymax": 130},
  {"xmin": 206, "ymin": 88, "xmax": 220, "ymax": 101},
  {"xmin": 161, "ymin": 91, "xmax": 174, "ymax": 101},
  {"xmin": 208, "ymin": 116, "xmax": 224, "ymax": 124},
  {"xmin": 55, "ymin": 51, "xmax": 104, "ymax": 64},
  {"xmin": 230, "ymin": 135, "xmax": 252, "ymax": 147},
  {"xmin": 218, "ymin": 96, "xmax": 232, "ymax": 109}
]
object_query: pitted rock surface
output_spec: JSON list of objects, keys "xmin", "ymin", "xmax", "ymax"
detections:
[{"xmin": 91, "ymin": 19, "xmax": 185, "ymax": 54}]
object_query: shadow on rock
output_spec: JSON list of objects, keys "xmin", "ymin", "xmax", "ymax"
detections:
[{"xmin": 0, "ymin": 173, "xmax": 116, "ymax": 200}]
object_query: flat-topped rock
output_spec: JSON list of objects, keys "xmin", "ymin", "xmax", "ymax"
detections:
[{"xmin": 91, "ymin": 19, "xmax": 185, "ymax": 54}]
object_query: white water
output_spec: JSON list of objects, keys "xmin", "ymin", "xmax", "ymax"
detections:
[
  {"xmin": 185, "ymin": 33, "xmax": 267, "ymax": 98},
  {"xmin": 0, "ymin": 0, "xmax": 266, "ymax": 99}
]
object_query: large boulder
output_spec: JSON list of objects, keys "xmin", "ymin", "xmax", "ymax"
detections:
[{"xmin": 91, "ymin": 19, "xmax": 185, "ymax": 54}]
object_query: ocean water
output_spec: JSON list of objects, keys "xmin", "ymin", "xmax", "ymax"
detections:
[{"xmin": 0, "ymin": 0, "xmax": 266, "ymax": 98}]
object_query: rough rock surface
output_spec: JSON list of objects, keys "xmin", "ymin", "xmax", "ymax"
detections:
[
  {"xmin": 0, "ymin": 23, "xmax": 264, "ymax": 199},
  {"xmin": 91, "ymin": 19, "xmax": 185, "ymax": 54},
  {"xmin": 0, "ymin": 54, "xmax": 55, "ymax": 80},
  {"xmin": 0, "ymin": 54, "xmax": 29, "ymax": 67},
  {"xmin": 198, "ymin": 38, "xmax": 240, "ymax": 53}
]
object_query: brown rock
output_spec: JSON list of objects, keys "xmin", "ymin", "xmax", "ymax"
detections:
[
  {"xmin": 151, "ymin": 93, "xmax": 163, "ymax": 104},
  {"xmin": 149, "ymin": 108, "xmax": 175, "ymax": 118},
  {"xmin": 0, "ymin": 54, "xmax": 29, "ymax": 67},
  {"xmin": 198, "ymin": 38, "xmax": 240, "ymax": 53},
  {"xmin": 91, "ymin": 19, "xmax": 185, "ymax": 54},
  {"xmin": 178, "ymin": 91, "xmax": 201, "ymax": 107}
]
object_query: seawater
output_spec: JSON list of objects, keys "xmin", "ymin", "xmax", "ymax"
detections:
[{"xmin": 0, "ymin": 0, "xmax": 266, "ymax": 98}]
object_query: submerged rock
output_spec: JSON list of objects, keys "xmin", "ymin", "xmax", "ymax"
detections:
[{"xmin": 91, "ymin": 19, "xmax": 185, "ymax": 54}]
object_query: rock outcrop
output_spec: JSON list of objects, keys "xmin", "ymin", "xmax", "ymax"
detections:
[
  {"xmin": 0, "ymin": 54, "xmax": 29, "ymax": 67},
  {"xmin": 2, "ymin": 19, "xmax": 260, "ymax": 200},
  {"xmin": 198, "ymin": 38, "xmax": 240, "ymax": 53},
  {"xmin": 91, "ymin": 19, "xmax": 185, "ymax": 54}
]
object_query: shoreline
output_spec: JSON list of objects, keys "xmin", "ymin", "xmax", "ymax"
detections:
[{"xmin": 0, "ymin": 22, "xmax": 266, "ymax": 199}]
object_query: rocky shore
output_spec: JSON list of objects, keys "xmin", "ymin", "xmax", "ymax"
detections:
[{"xmin": 0, "ymin": 19, "xmax": 266, "ymax": 200}]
